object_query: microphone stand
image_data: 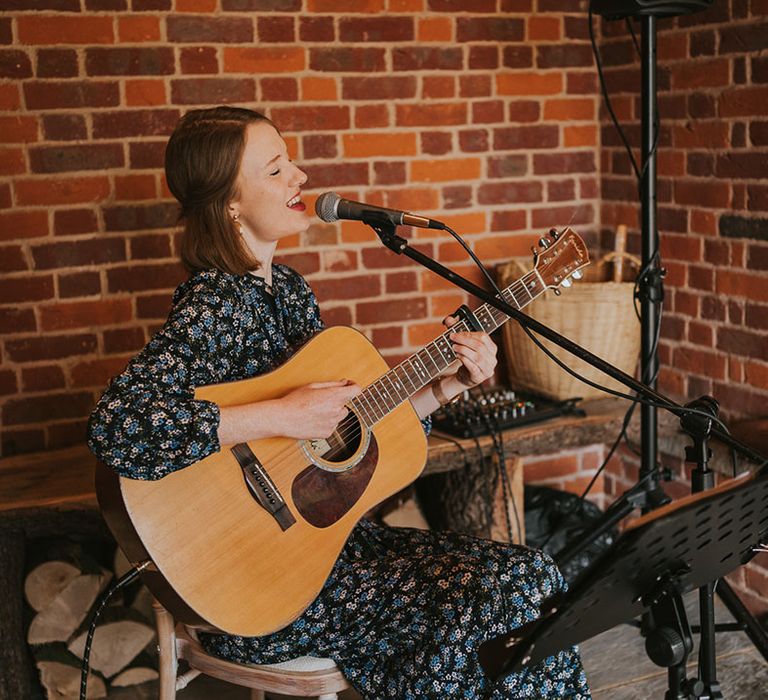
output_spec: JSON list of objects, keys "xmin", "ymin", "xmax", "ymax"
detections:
[
  {"xmin": 364, "ymin": 216, "xmax": 764, "ymax": 467},
  {"xmin": 363, "ymin": 214, "xmax": 768, "ymax": 691}
]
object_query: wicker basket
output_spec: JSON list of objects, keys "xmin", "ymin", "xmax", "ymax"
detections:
[{"xmin": 499, "ymin": 257, "xmax": 641, "ymax": 401}]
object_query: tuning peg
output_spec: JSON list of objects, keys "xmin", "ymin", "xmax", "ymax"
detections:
[
  {"xmin": 560, "ymin": 278, "xmax": 572, "ymax": 288},
  {"xmin": 549, "ymin": 228, "xmax": 560, "ymax": 240},
  {"xmin": 572, "ymin": 270, "xmax": 583, "ymax": 280},
  {"xmin": 552, "ymin": 288, "xmax": 562, "ymax": 296},
  {"xmin": 538, "ymin": 237, "xmax": 551, "ymax": 249}
]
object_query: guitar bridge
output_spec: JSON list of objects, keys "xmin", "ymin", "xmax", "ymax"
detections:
[{"xmin": 230, "ymin": 443, "xmax": 296, "ymax": 531}]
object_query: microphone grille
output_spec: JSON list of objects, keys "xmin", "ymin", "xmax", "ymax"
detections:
[{"xmin": 315, "ymin": 192, "xmax": 341, "ymax": 223}]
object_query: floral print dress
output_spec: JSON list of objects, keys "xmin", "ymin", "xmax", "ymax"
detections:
[{"xmin": 87, "ymin": 266, "xmax": 591, "ymax": 699}]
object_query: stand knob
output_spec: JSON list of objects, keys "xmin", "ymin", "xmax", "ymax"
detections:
[{"xmin": 645, "ymin": 627, "xmax": 686, "ymax": 667}]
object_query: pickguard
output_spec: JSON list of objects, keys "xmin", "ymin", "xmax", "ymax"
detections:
[{"xmin": 291, "ymin": 433, "xmax": 379, "ymax": 528}]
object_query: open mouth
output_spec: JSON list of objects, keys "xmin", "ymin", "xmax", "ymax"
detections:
[{"xmin": 286, "ymin": 194, "xmax": 305, "ymax": 211}]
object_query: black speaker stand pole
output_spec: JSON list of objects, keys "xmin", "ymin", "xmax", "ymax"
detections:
[{"xmin": 638, "ymin": 13, "xmax": 666, "ymax": 513}]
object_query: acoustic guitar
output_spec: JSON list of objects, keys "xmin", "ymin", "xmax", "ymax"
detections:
[{"xmin": 97, "ymin": 227, "xmax": 590, "ymax": 637}]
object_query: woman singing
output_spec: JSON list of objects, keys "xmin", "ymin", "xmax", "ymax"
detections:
[{"xmin": 88, "ymin": 106, "xmax": 590, "ymax": 699}]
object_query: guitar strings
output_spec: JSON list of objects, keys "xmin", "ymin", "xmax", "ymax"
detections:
[
  {"xmin": 326, "ymin": 276, "xmax": 529, "ymax": 450},
  {"xmin": 284, "ymin": 274, "xmax": 529, "ymax": 465},
  {"xmin": 248, "ymin": 317, "xmax": 475, "ymax": 475}
]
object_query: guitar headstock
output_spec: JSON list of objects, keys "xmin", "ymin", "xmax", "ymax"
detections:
[{"xmin": 532, "ymin": 227, "xmax": 590, "ymax": 293}]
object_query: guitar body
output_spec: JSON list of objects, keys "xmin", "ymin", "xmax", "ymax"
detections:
[{"xmin": 97, "ymin": 326, "xmax": 428, "ymax": 637}]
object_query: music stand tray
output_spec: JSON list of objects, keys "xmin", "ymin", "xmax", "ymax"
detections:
[{"xmin": 479, "ymin": 469, "xmax": 768, "ymax": 682}]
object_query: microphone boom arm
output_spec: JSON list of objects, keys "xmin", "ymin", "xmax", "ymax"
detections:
[{"xmin": 366, "ymin": 219, "xmax": 766, "ymax": 469}]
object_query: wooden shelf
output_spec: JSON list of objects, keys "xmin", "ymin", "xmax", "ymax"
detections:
[
  {"xmin": 0, "ymin": 444, "xmax": 99, "ymax": 513},
  {"xmin": 425, "ymin": 397, "xmax": 629, "ymax": 475}
]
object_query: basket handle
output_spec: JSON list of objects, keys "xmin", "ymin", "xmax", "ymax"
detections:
[{"xmin": 597, "ymin": 251, "xmax": 641, "ymax": 282}]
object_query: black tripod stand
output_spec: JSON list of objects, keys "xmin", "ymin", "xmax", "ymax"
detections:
[{"xmin": 555, "ymin": 3, "xmax": 768, "ymax": 695}]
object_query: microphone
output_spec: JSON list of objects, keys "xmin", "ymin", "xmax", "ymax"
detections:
[{"xmin": 315, "ymin": 192, "xmax": 446, "ymax": 230}]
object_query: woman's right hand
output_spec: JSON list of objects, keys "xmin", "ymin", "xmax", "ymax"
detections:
[
  {"xmin": 277, "ymin": 380, "xmax": 361, "ymax": 439},
  {"xmin": 217, "ymin": 379, "xmax": 361, "ymax": 446}
]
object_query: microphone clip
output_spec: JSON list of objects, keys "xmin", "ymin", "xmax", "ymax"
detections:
[{"xmin": 365, "ymin": 219, "xmax": 408, "ymax": 255}]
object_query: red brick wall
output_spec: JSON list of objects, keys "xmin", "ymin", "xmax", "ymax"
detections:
[
  {"xmin": 599, "ymin": 3, "xmax": 768, "ymax": 420},
  {"xmin": 1, "ymin": 1, "xmax": 601, "ymax": 456}
]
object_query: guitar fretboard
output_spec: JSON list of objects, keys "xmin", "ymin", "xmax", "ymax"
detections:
[{"xmin": 349, "ymin": 269, "xmax": 545, "ymax": 428}]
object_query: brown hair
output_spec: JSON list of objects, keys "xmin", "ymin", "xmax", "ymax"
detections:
[{"xmin": 165, "ymin": 106, "xmax": 275, "ymax": 275}]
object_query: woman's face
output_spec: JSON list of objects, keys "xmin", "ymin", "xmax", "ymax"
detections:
[{"xmin": 230, "ymin": 121, "xmax": 309, "ymax": 250}]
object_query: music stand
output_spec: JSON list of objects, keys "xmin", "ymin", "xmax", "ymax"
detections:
[{"xmin": 479, "ymin": 467, "xmax": 768, "ymax": 698}]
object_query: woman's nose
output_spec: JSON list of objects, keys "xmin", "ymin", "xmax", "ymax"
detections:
[{"xmin": 292, "ymin": 164, "xmax": 308, "ymax": 187}]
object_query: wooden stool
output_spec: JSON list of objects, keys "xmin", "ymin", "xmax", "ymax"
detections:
[{"xmin": 153, "ymin": 600, "xmax": 350, "ymax": 700}]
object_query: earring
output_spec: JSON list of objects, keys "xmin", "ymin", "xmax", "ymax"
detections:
[{"xmin": 232, "ymin": 213, "xmax": 243, "ymax": 236}]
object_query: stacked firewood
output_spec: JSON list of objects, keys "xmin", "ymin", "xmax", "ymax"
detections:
[{"xmin": 24, "ymin": 541, "xmax": 157, "ymax": 699}]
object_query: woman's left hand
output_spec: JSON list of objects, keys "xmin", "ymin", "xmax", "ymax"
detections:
[{"xmin": 444, "ymin": 315, "xmax": 498, "ymax": 388}]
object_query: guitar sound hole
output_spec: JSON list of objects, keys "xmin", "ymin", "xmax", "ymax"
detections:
[{"xmin": 305, "ymin": 411, "xmax": 365, "ymax": 466}]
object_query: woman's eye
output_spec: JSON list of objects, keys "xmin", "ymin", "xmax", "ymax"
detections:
[{"xmin": 269, "ymin": 169, "xmax": 280, "ymax": 176}]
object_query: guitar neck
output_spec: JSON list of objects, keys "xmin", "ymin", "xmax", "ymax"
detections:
[{"xmin": 349, "ymin": 268, "xmax": 547, "ymax": 428}]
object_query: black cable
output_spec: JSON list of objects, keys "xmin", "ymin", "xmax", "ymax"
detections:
[
  {"xmin": 430, "ymin": 430, "xmax": 471, "ymax": 467},
  {"xmin": 441, "ymin": 211, "xmax": 740, "ymax": 551},
  {"xmin": 515, "ymin": 320, "xmax": 732, "ymax": 436},
  {"xmin": 589, "ymin": 3, "xmax": 661, "ymax": 188},
  {"xmin": 624, "ymin": 15, "xmax": 662, "ymax": 187},
  {"xmin": 471, "ymin": 433, "xmax": 497, "ymax": 534},
  {"xmin": 444, "ymin": 219, "xmax": 707, "ymax": 435},
  {"xmin": 80, "ymin": 562, "xmax": 150, "ymax": 700},
  {"xmin": 589, "ymin": 2, "xmax": 641, "ymax": 181},
  {"xmin": 590, "ymin": 5, "xmax": 665, "ymax": 472},
  {"xmin": 442, "ymin": 223, "xmax": 521, "ymax": 542},
  {"xmin": 476, "ymin": 383, "xmax": 523, "ymax": 544},
  {"xmin": 626, "ymin": 17, "xmax": 641, "ymax": 53},
  {"xmin": 444, "ymin": 225, "xmax": 500, "ymax": 296}
]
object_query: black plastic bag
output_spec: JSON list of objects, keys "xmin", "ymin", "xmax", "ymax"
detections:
[{"xmin": 524, "ymin": 485, "xmax": 616, "ymax": 584}]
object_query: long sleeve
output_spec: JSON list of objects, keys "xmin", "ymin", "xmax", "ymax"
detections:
[{"xmin": 88, "ymin": 275, "xmax": 244, "ymax": 480}]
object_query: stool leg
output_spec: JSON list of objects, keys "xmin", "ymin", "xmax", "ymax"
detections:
[
  {"xmin": 153, "ymin": 600, "xmax": 178, "ymax": 700},
  {"xmin": 250, "ymin": 690, "xmax": 265, "ymax": 700}
]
